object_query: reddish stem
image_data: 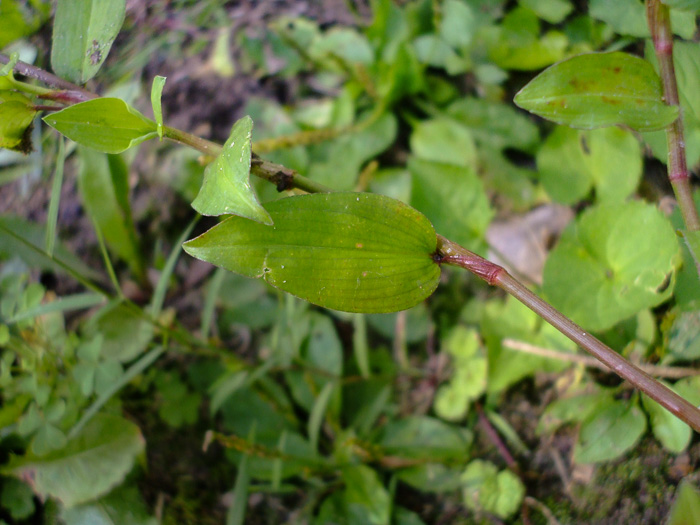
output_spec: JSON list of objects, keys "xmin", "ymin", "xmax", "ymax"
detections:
[
  {"xmin": 646, "ymin": 0, "xmax": 700, "ymax": 231},
  {"xmin": 437, "ymin": 235, "xmax": 700, "ymax": 433}
]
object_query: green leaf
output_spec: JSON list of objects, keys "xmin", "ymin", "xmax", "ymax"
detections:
[
  {"xmin": 440, "ymin": 0, "xmax": 476, "ymax": 49},
  {"xmin": 410, "ymin": 118, "xmax": 477, "ymax": 169},
  {"xmin": 461, "ymin": 460, "xmax": 525, "ymax": 519},
  {"xmin": 536, "ymin": 126, "xmax": 642, "ymax": 204},
  {"xmin": 590, "ymin": 0, "xmax": 696, "ymax": 38},
  {"xmin": 78, "ymin": 148, "xmax": 143, "ymax": 277},
  {"xmin": 85, "ymin": 302, "xmax": 154, "ymax": 362},
  {"xmin": 574, "ymin": 400, "xmax": 646, "ymax": 463},
  {"xmin": 0, "ymin": 98, "xmax": 36, "ymax": 152},
  {"xmin": 378, "ymin": 416, "xmax": 470, "ymax": 461},
  {"xmin": 191, "ymin": 116, "xmax": 271, "ymax": 224},
  {"xmin": 0, "ymin": 478, "xmax": 35, "ymax": 520},
  {"xmin": 308, "ymin": 382, "xmax": 335, "ymax": 453},
  {"xmin": 2, "ymin": 414, "xmax": 144, "ymax": 508},
  {"xmin": 409, "ymin": 158, "xmax": 493, "ymax": 254},
  {"xmin": 662, "ymin": 0, "xmax": 700, "ymax": 11},
  {"xmin": 514, "ymin": 52, "xmax": 679, "ymax": 132},
  {"xmin": 44, "ymin": 98, "xmax": 157, "ymax": 154},
  {"xmin": 668, "ymin": 480, "xmax": 700, "ymax": 525},
  {"xmin": 51, "ymin": 0, "xmax": 126, "ymax": 84},
  {"xmin": 543, "ymin": 201, "xmax": 678, "ymax": 332},
  {"xmin": 0, "ymin": 1, "xmax": 50, "ymax": 48},
  {"xmin": 184, "ymin": 193, "xmax": 440, "ymax": 313},
  {"xmin": 519, "ymin": 0, "xmax": 574, "ymax": 24},
  {"xmin": 150, "ymin": 76, "xmax": 166, "ymax": 139},
  {"xmin": 446, "ymin": 97, "xmax": 540, "ymax": 153},
  {"xmin": 642, "ymin": 379, "xmax": 697, "ymax": 453},
  {"xmin": 667, "ymin": 309, "xmax": 700, "ymax": 360},
  {"xmin": 433, "ymin": 326, "xmax": 487, "ymax": 421},
  {"xmin": 343, "ymin": 465, "xmax": 391, "ymax": 525},
  {"xmin": 59, "ymin": 483, "xmax": 158, "ymax": 525},
  {"xmin": 486, "ymin": 7, "xmax": 568, "ymax": 71}
]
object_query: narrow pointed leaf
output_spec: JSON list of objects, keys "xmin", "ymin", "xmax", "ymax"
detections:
[
  {"xmin": 183, "ymin": 193, "xmax": 440, "ymax": 313},
  {"xmin": 44, "ymin": 98, "xmax": 157, "ymax": 154},
  {"xmin": 514, "ymin": 52, "xmax": 679, "ymax": 132},
  {"xmin": 191, "ymin": 116, "xmax": 272, "ymax": 224},
  {"xmin": 151, "ymin": 75, "xmax": 166, "ymax": 139},
  {"xmin": 51, "ymin": 0, "xmax": 126, "ymax": 84}
]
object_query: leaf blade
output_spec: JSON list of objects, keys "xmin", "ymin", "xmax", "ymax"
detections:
[
  {"xmin": 514, "ymin": 52, "xmax": 679, "ymax": 131},
  {"xmin": 183, "ymin": 193, "xmax": 440, "ymax": 313},
  {"xmin": 191, "ymin": 115, "xmax": 272, "ymax": 224},
  {"xmin": 44, "ymin": 98, "xmax": 157, "ymax": 154},
  {"xmin": 51, "ymin": 0, "xmax": 126, "ymax": 84}
]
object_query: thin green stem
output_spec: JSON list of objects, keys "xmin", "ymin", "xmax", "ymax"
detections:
[
  {"xmin": 436, "ymin": 235, "xmax": 700, "ymax": 433},
  {"xmin": 162, "ymin": 125, "xmax": 332, "ymax": 193},
  {"xmin": 646, "ymin": 0, "xmax": 700, "ymax": 232}
]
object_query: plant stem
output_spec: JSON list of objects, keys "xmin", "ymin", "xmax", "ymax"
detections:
[
  {"xmin": 646, "ymin": 0, "xmax": 700, "ymax": 232},
  {"xmin": 163, "ymin": 125, "xmax": 333, "ymax": 193},
  {"xmin": 436, "ymin": 235, "xmax": 700, "ymax": 433},
  {"xmin": 0, "ymin": 52, "xmax": 97, "ymax": 100}
]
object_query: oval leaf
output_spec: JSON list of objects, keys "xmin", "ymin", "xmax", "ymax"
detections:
[
  {"xmin": 191, "ymin": 115, "xmax": 271, "ymax": 225},
  {"xmin": 543, "ymin": 201, "xmax": 679, "ymax": 332},
  {"xmin": 0, "ymin": 98, "xmax": 36, "ymax": 152},
  {"xmin": 514, "ymin": 52, "xmax": 679, "ymax": 131},
  {"xmin": 51, "ymin": 0, "xmax": 126, "ymax": 84},
  {"xmin": 183, "ymin": 193, "xmax": 440, "ymax": 313},
  {"xmin": 2, "ymin": 414, "xmax": 144, "ymax": 508},
  {"xmin": 43, "ymin": 98, "xmax": 157, "ymax": 154}
]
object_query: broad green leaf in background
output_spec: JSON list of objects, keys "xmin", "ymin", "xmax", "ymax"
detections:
[
  {"xmin": 574, "ymin": 400, "xmax": 646, "ymax": 463},
  {"xmin": 668, "ymin": 480, "xmax": 700, "ymax": 525},
  {"xmin": 0, "ymin": 93, "xmax": 37, "ymax": 152},
  {"xmin": 536, "ymin": 126, "xmax": 642, "ymax": 204},
  {"xmin": 440, "ymin": 0, "xmax": 476, "ymax": 49},
  {"xmin": 589, "ymin": 0, "xmax": 696, "ymax": 38},
  {"xmin": 410, "ymin": 118, "xmax": 477, "ymax": 169},
  {"xmin": 184, "ymin": 193, "xmax": 440, "ymax": 313},
  {"xmin": 543, "ymin": 201, "xmax": 678, "ymax": 332},
  {"xmin": 412, "ymin": 35, "xmax": 469, "ymax": 75},
  {"xmin": 666, "ymin": 309, "xmax": 700, "ymax": 360},
  {"xmin": 192, "ymin": 116, "xmax": 271, "ymax": 224},
  {"xmin": 51, "ymin": 0, "xmax": 126, "ymax": 84},
  {"xmin": 150, "ymin": 75, "xmax": 166, "ymax": 139},
  {"xmin": 642, "ymin": 378, "xmax": 700, "ymax": 453},
  {"xmin": 662, "ymin": 0, "xmax": 700, "ymax": 11},
  {"xmin": 60, "ymin": 483, "xmax": 158, "ymax": 525},
  {"xmin": 84, "ymin": 301, "xmax": 154, "ymax": 362},
  {"xmin": 44, "ymin": 98, "xmax": 157, "ymax": 154},
  {"xmin": 378, "ymin": 416, "xmax": 470, "ymax": 461},
  {"xmin": 2, "ymin": 414, "xmax": 144, "ymax": 508},
  {"xmin": 519, "ymin": 0, "xmax": 574, "ymax": 24},
  {"xmin": 515, "ymin": 52, "xmax": 679, "ymax": 132},
  {"xmin": 343, "ymin": 464, "xmax": 391, "ymax": 525},
  {"xmin": 433, "ymin": 326, "xmax": 487, "ymax": 421},
  {"xmin": 485, "ymin": 6, "xmax": 568, "ymax": 71},
  {"xmin": 409, "ymin": 158, "xmax": 493, "ymax": 254},
  {"xmin": 0, "ymin": 0, "xmax": 50, "ymax": 48},
  {"xmin": 308, "ymin": 112, "xmax": 397, "ymax": 191},
  {"xmin": 310, "ymin": 28, "xmax": 375, "ymax": 66},
  {"xmin": 0, "ymin": 478, "xmax": 34, "ymax": 520},
  {"xmin": 446, "ymin": 97, "xmax": 540, "ymax": 153},
  {"xmin": 461, "ymin": 460, "xmax": 525, "ymax": 519},
  {"xmin": 78, "ymin": 148, "xmax": 143, "ymax": 277}
]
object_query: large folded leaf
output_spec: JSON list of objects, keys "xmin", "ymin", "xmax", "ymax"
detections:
[
  {"xmin": 44, "ymin": 98, "xmax": 157, "ymax": 154},
  {"xmin": 51, "ymin": 0, "xmax": 126, "ymax": 84},
  {"xmin": 515, "ymin": 52, "xmax": 679, "ymax": 131},
  {"xmin": 183, "ymin": 193, "xmax": 440, "ymax": 313},
  {"xmin": 2, "ymin": 414, "xmax": 144, "ymax": 508}
]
